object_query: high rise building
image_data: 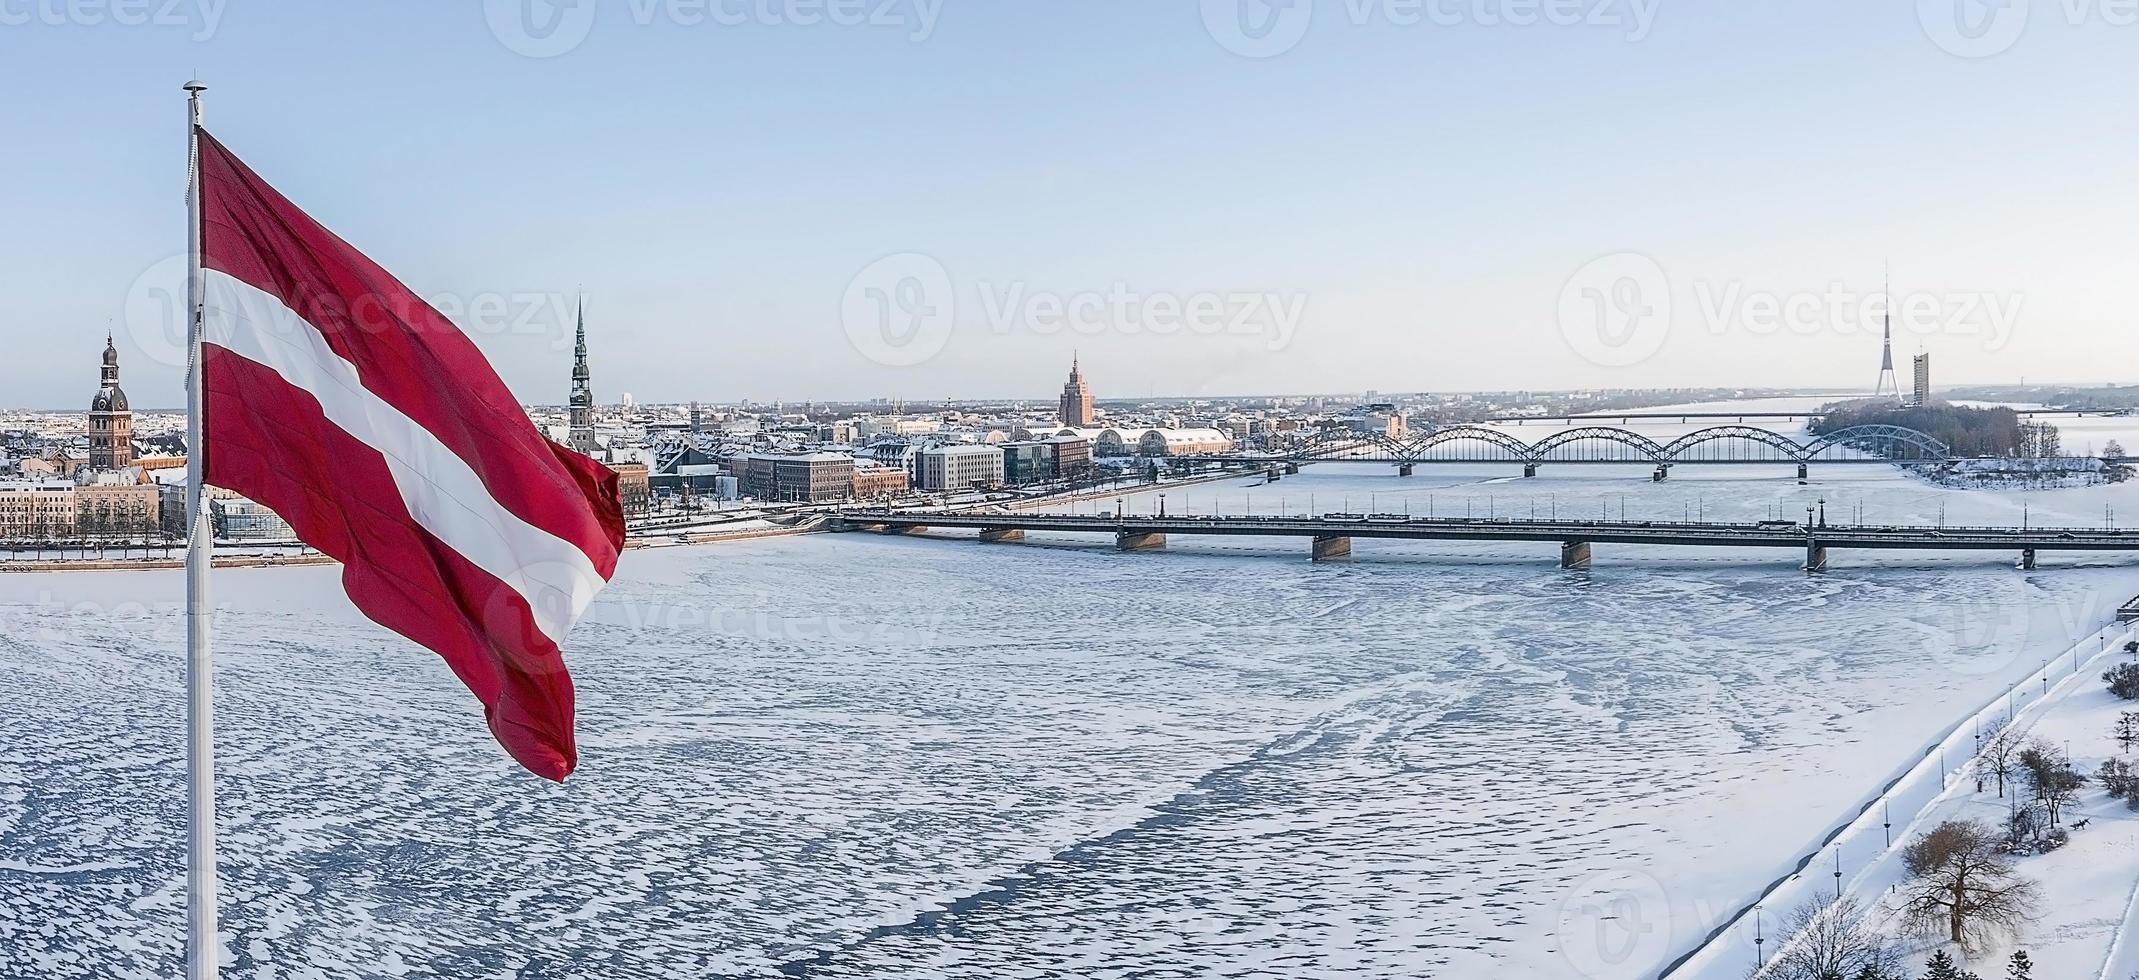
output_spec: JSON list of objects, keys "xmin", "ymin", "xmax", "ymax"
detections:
[
  {"xmin": 1058, "ymin": 354, "xmax": 1095, "ymax": 426},
  {"xmin": 88, "ymin": 334, "xmax": 134, "ymax": 471},
  {"xmin": 1912, "ymin": 352, "xmax": 1932, "ymax": 407},
  {"xmin": 568, "ymin": 298, "xmax": 596, "ymax": 455}
]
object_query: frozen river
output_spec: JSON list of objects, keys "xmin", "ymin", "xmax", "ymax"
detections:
[{"xmin": 7, "ymin": 446, "xmax": 2139, "ymax": 977}]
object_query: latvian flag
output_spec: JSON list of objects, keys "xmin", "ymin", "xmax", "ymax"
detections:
[{"xmin": 195, "ymin": 128, "xmax": 625, "ymax": 780}]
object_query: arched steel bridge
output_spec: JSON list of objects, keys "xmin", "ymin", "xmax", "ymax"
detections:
[{"xmin": 1247, "ymin": 424, "xmax": 1955, "ymax": 470}]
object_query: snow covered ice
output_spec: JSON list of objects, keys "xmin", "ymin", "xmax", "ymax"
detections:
[{"xmin": 7, "ymin": 437, "xmax": 2139, "ymax": 977}]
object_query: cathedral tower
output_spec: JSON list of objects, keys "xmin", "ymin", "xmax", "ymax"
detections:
[{"xmin": 88, "ymin": 334, "xmax": 134, "ymax": 470}]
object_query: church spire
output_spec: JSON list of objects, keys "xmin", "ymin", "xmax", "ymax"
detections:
[{"xmin": 568, "ymin": 295, "xmax": 596, "ymax": 455}]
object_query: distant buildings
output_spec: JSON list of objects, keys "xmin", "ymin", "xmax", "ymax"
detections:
[
  {"xmin": 1000, "ymin": 442, "xmax": 1055, "ymax": 485},
  {"xmin": 209, "ymin": 491, "xmax": 295, "ymax": 542},
  {"xmin": 612, "ymin": 460, "xmax": 652, "ymax": 515},
  {"xmin": 1135, "ymin": 428, "xmax": 1234, "ymax": 457},
  {"xmin": 851, "ymin": 462, "xmax": 911, "ymax": 499},
  {"xmin": 0, "ymin": 481, "xmax": 78, "ymax": 538},
  {"xmin": 1051, "ymin": 426, "xmax": 1234, "ymax": 458},
  {"xmin": 1049, "ymin": 435, "xmax": 1093, "ymax": 478},
  {"xmin": 77, "ymin": 478, "xmax": 159, "ymax": 537},
  {"xmin": 741, "ymin": 451, "xmax": 856, "ymax": 503},
  {"xmin": 1354, "ymin": 403, "xmax": 1408, "ymax": 440},
  {"xmin": 919, "ymin": 444, "xmax": 1005, "ymax": 490},
  {"xmin": 1058, "ymin": 355, "xmax": 1095, "ymax": 427},
  {"xmin": 0, "ymin": 342, "xmax": 166, "ymax": 540}
]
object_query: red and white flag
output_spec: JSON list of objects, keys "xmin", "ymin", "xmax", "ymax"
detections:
[{"xmin": 194, "ymin": 128, "xmax": 625, "ymax": 780}]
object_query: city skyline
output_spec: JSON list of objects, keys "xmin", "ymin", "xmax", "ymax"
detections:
[{"xmin": 5, "ymin": 5, "xmax": 2138, "ymax": 409}]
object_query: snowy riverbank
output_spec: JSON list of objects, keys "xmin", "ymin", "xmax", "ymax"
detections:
[{"xmin": 1671, "ymin": 618, "xmax": 2139, "ymax": 979}]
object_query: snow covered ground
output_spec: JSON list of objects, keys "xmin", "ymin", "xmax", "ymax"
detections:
[{"xmin": 6, "ymin": 446, "xmax": 2139, "ymax": 976}]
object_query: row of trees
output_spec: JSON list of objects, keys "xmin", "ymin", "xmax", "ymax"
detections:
[
  {"xmin": 1760, "ymin": 720, "xmax": 2060, "ymax": 977},
  {"xmin": 1809, "ymin": 402, "xmax": 2041, "ymax": 459},
  {"xmin": 1763, "ymin": 890, "xmax": 2039, "ymax": 979}
]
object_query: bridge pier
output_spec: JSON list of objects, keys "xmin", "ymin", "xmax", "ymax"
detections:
[
  {"xmin": 1796, "ymin": 462, "xmax": 1808, "ymax": 480},
  {"xmin": 1652, "ymin": 465, "xmax": 1669, "ymax": 482},
  {"xmin": 1804, "ymin": 542, "xmax": 1828, "ymax": 573},
  {"xmin": 1523, "ymin": 463, "xmax": 1538, "ymax": 478},
  {"xmin": 1284, "ymin": 462, "xmax": 1301, "ymax": 475},
  {"xmin": 1117, "ymin": 531, "xmax": 1167, "ymax": 552},
  {"xmin": 1560, "ymin": 540, "xmax": 1592, "ymax": 569},
  {"xmin": 1398, "ymin": 463, "xmax": 1414, "ymax": 477},
  {"xmin": 1311, "ymin": 535, "xmax": 1352, "ymax": 561},
  {"xmin": 1266, "ymin": 468, "xmax": 1282, "ymax": 482},
  {"xmin": 979, "ymin": 528, "xmax": 1025, "ymax": 543},
  {"xmin": 2020, "ymin": 548, "xmax": 2038, "ymax": 570}
]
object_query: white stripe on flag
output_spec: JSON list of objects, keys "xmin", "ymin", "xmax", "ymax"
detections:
[{"xmin": 201, "ymin": 269, "xmax": 605, "ymax": 644}]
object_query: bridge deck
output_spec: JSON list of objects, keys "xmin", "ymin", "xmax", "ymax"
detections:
[{"xmin": 841, "ymin": 512, "xmax": 2139, "ymax": 552}]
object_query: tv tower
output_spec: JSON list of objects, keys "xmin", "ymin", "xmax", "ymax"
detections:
[{"xmin": 1872, "ymin": 268, "xmax": 1900, "ymax": 400}]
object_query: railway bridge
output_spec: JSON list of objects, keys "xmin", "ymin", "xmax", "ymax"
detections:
[{"xmin": 1236, "ymin": 424, "xmax": 1963, "ymax": 479}]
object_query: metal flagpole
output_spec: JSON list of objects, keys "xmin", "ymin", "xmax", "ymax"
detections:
[{"xmin": 182, "ymin": 78, "xmax": 218, "ymax": 980}]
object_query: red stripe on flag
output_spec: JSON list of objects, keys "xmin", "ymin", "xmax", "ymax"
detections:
[
  {"xmin": 204, "ymin": 346, "xmax": 579, "ymax": 780},
  {"xmin": 195, "ymin": 129, "xmax": 624, "ymax": 576}
]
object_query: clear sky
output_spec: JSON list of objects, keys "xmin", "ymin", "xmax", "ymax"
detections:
[{"xmin": 3, "ymin": 1, "xmax": 2137, "ymax": 409}]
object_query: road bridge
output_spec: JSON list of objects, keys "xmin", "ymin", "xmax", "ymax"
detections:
[{"xmin": 837, "ymin": 510, "xmax": 2139, "ymax": 572}]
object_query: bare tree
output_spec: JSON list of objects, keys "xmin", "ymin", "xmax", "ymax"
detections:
[
  {"xmin": 2018, "ymin": 741, "xmax": 2086, "ymax": 826},
  {"xmin": 1760, "ymin": 895, "xmax": 1902, "ymax": 980},
  {"xmin": 1980, "ymin": 721, "xmax": 2023, "ymax": 798},
  {"xmin": 1901, "ymin": 819, "xmax": 2040, "ymax": 949},
  {"xmin": 2119, "ymin": 711, "xmax": 2139, "ymax": 755}
]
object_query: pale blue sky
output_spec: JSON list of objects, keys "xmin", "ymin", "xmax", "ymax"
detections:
[{"xmin": 2, "ymin": 1, "xmax": 2136, "ymax": 409}]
